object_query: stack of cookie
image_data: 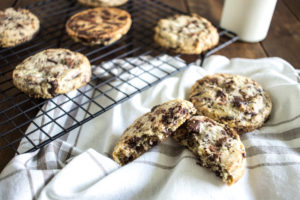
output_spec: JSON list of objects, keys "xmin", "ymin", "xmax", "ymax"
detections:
[
  {"xmin": 112, "ymin": 99, "xmax": 197, "ymax": 165},
  {"xmin": 112, "ymin": 74, "xmax": 272, "ymax": 185}
]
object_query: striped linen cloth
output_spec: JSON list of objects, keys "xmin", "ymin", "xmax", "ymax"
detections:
[{"xmin": 1, "ymin": 55, "xmax": 300, "ymax": 200}]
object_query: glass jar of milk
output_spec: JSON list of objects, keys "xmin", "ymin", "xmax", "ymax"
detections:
[{"xmin": 220, "ymin": 0, "xmax": 277, "ymax": 42}]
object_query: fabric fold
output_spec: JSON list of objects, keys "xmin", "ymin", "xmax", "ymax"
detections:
[{"xmin": 1, "ymin": 55, "xmax": 300, "ymax": 200}]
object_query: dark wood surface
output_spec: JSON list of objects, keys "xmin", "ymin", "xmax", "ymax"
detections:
[{"xmin": 0, "ymin": 0, "xmax": 299, "ymax": 172}]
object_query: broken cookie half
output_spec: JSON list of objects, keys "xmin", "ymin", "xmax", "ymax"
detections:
[
  {"xmin": 173, "ymin": 116, "xmax": 246, "ymax": 185},
  {"xmin": 112, "ymin": 99, "xmax": 197, "ymax": 166}
]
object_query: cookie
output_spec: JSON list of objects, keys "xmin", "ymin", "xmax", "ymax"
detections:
[
  {"xmin": 189, "ymin": 73, "xmax": 272, "ymax": 134},
  {"xmin": 0, "ymin": 8, "xmax": 40, "ymax": 48},
  {"xmin": 78, "ymin": 0, "xmax": 128, "ymax": 7},
  {"xmin": 173, "ymin": 116, "xmax": 246, "ymax": 185},
  {"xmin": 112, "ymin": 99, "xmax": 197, "ymax": 166},
  {"xmin": 154, "ymin": 14, "xmax": 219, "ymax": 54},
  {"xmin": 66, "ymin": 7, "xmax": 131, "ymax": 46},
  {"xmin": 12, "ymin": 48, "xmax": 91, "ymax": 99}
]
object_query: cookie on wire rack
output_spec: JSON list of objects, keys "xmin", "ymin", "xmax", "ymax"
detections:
[
  {"xmin": 66, "ymin": 7, "xmax": 131, "ymax": 46},
  {"xmin": 0, "ymin": 8, "xmax": 40, "ymax": 48},
  {"xmin": 78, "ymin": 0, "xmax": 128, "ymax": 7},
  {"xmin": 112, "ymin": 99, "xmax": 197, "ymax": 166},
  {"xmin": 173, "ymin": 116, "xmax": 246, "ymax": 185},
  {"xmin": 189, "ymin": 73, "xmax": 272, "ymax": 134},
  {"xmin": 154, "ymin": 14, "xmax": 219, "ymax": 54},
  {"xmin": 12, "ymin": 48, "xmax": 91, "ymax": 99}
]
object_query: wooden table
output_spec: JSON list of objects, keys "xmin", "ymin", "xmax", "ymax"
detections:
[{"xmin": 0, "ymin": 0, "xmax": 299, "ymax": 172}]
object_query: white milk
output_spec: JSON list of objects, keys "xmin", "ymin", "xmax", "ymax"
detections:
[{"xmin": 220, "ymin": 0, "xmax": 277, "ymax": 42}]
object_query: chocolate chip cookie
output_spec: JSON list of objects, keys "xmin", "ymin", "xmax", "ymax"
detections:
[
  {"xmin": 78, "ymin": 0, "xmax": 128, "ymax": 7},
  {"xmin": 12, "ymin": 48, "xmax": 91, "ymax": 99},
  {"xmin": 173, "ymin": 116, "xmax": 246, "ymax": 185},
  {"xmin": 112, "ymin": 99, "xmax": 197, "ymax": 166},
  {"xmin": 0, "ymin": 8, "xmax": 40, "ymax": 48},
  {"xmin": 66, "ymin": 7, "xmax": 131, "ymax": 46},
  {"xmin": 154, "ymin": 14, "xmax": 219, "ymax": 54},
  {"xmin": 189, "ymin": 73, "xmax": 272, "ymax": 134}
]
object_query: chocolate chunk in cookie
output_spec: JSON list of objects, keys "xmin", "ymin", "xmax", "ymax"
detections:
[
  {"xmin": 112, "ymin": 99, "xmax": 197, "ymax": 165},
  {"xmin": 154, "ymin": 14, "xmax": 219, "ymax": 54},
  {"xmin": 173, "ymin": 116, "xmax": 246, "ymax": 185},
  {"xmin": 190, "ymin": 73, "xmax": 272, "ymax": 134},
  {"xmin": 66, "ymin": 7, "xmax": 131, "ymax": 46}
]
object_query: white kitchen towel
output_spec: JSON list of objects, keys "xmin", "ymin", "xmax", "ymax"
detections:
[{"xmin": 1, "ymin": 55, "xmax": 300, "ymax": 200}]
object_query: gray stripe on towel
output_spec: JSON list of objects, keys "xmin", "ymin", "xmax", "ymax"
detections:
[
  {"xmin": 135, "ymin": 155, "xmax": 197, "ymax": 170},
  {"xmin": 65, "ymin": 87, "xmax": 96, "ymax": 161},
  {"xmin": 151, "ymin": 143, "xmax": 185, "ymax": 157},
  {"xmin": 25, "ymin": 157, "xmax": 36, "ymax": 200},
  {"xmin": 135, "ymin": 156, "xmax": 300, "ymax": 171},
  {"xmin": 247, "ymin": 162, "xmax": 300, "ymax": 169},
  {"xmin": 87, "ymin": 151, "xmax": 108, "ymax": 175},
  {"xmin": 0, "ymin": 170, "xmax": 24, "ymax": 182},
  {"xmin": 56, "ymin": 94, "xmax": 86, "ymax": 163},
  {"xmin": 151, "ymin": 142, "xmax": 300, "ymax": 159},
  {"xmin": 246, "ymin": 146, "xmax": 300, "ymax": 157},
  {"xmin": 241, "ymin": 127, "xmax": 300, "ymax": 141},
  {"xmin": 264, "ymin": 114, "xmax": 300, "ymax": 127}
]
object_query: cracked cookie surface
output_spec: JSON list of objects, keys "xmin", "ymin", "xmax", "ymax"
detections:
[
  {"xmin": 173, "ymin": 116, "xmax": 246, "ymax": 185},
  {"xmin": 12, "ymin": 48, "xmax": 91, "ymax": 99},
  {"xmin": 0, "ymin": 8, "xmax": 40, "ymax": 48},
  {"xmin": 190, "ymin": 73, "xmax": 272, "ymax": 134},
  {"xmin": 78, "ymin": 0, "xmax": 128, "ymax": 7},
  {"xmin": 66, "ymin": 7, "xmax": 131, "ymax": 46},
  {"xmin": 154, "ymin": 14, "xmax": 219, "ymax": 54},
  {"xmin": 112, "ymin": 99, "xmax": 197, "ymax": 165}
]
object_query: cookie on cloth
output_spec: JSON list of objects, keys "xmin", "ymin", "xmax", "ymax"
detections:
[
  {"xmin": 66, "ymin": 7, "xmax": 131, "ymax": 46},
  {"xmin": 0, "ymin": 8, "xmax": 40, "ymax": 48},
  {"xmin": 112, "ymin": 99, "xmax": 197, "ymax": 166},
  {"xmin": 12, "ymin": 48, "xmax": 91, "ymax": 99},
  {"xmin": 189, "ymin": 73, "xmax": 272, "ymax": 134},
  {"xmin": 173, "ymin": 116, "xmax": 246, "ymax": 185},
  {"xmin": 154, "ymin": 14, "xmax": 219, "ymax": 54},
  {"xmin": 78, "ymin": 0, "xmax": 128, "ymax": 7}
]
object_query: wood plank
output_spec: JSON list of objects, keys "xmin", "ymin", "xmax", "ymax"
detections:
[
  {"xmin": 0, "ymin": 0, "xmax": 15, "ymax": 9},
  {"xmin": 0, "ymin": 0, "xmax": 40, "ymax": 9},
  {"xmin": 185, "ymin": 0, "xmax": 267, "ymax": 59},
  {"xmin": 0, "ymin": 0, "xmax": 299, "ymax": 173},
  {"xmin": 262, "ymin": 0, "xmax": 300, "ymax": 68},
  {"xmin": 283, "ymin": 0, "xmax": 300, "ymax": 21},
  {"xmin": 215, "ymin": 41, "xmax": 267, "ymax": 59},
  {"xmin": 159, "ymin": 0, "xmax": 187, "ymax": 12},
  {"xmin": 185, "ymin": 0, "xmax": 224, "ymax": 24}
]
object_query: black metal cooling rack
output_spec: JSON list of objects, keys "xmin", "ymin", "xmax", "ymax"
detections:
[{"xmin": 0, "ymin": 0, "xmax": 238, "ymax": 154}]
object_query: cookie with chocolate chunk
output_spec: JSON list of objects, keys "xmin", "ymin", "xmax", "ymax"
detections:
[
  {"xmin": 66, "ymin": 7, "xmax": 131, "ymax": 46},
  {"xmin": 154, "ymin": 14, "xmax": 219, "ymax": 54},
  {"xmin": 189, "ymin": 74, "xmax": 272, "ymax": 134},
  {"xmin": 112, "ymin": 99, "xmax": 197, "ymax": 166},
  {"xmin": 12, "ymin": 48, "xmax": 91, "ymax": 99},
  {"xmin": 0, "ymin": 8, "xmax": 40, "ymax": 48},
  {"xmin": 173, "ymin": 116, "xmax": 246, "ymax": 185},
  {"xmin": 78, "ymin": 0, "xmax": 128, "ymax": 7}
]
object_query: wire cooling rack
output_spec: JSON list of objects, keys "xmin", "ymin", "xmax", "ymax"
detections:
[{"xmin": 0, "ymin": 0, "xmax": 238, "ymax": 154}]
